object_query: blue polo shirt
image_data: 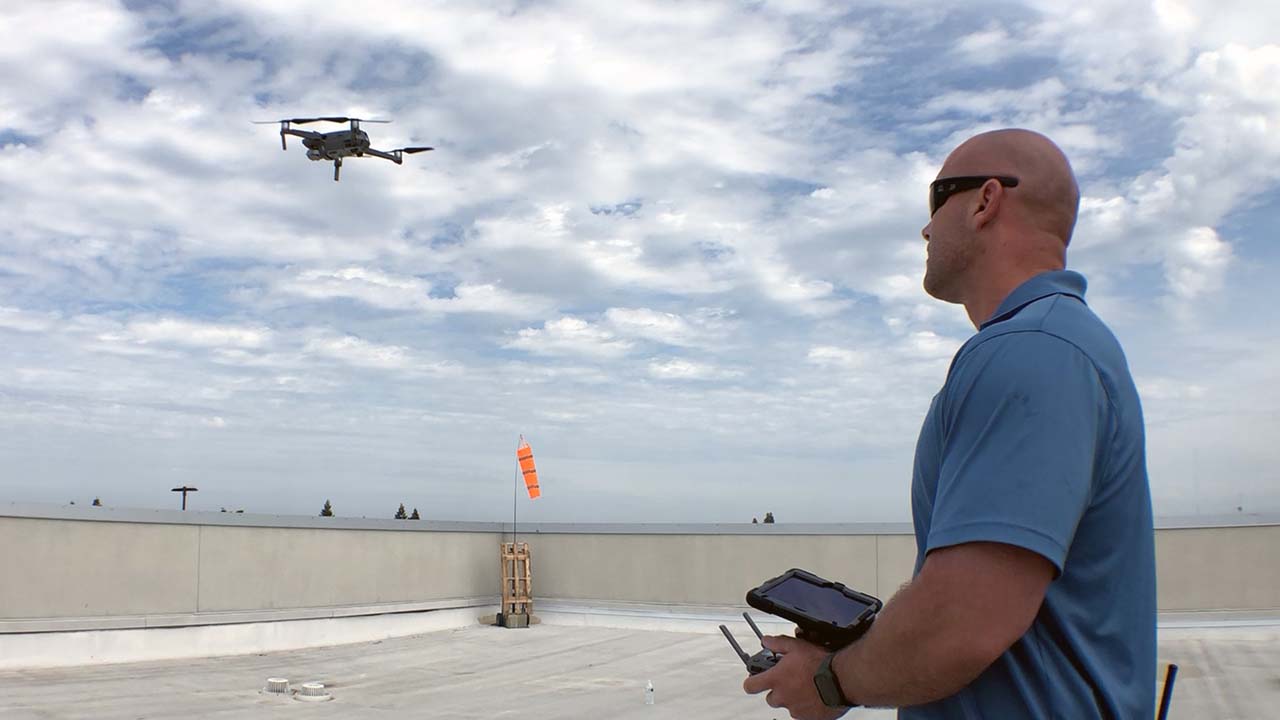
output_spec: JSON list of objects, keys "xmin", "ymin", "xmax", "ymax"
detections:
[{"xmin": 903, "ymin": 270, "xmax": 1156, "ymax": 719}]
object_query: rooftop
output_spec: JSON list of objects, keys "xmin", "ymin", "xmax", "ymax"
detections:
[{"xmin": 1, "ymin": 615, "xmax": 1275, "ymax": 719}]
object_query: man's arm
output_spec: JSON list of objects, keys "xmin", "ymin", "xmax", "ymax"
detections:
[{"xmin": 834, "ymin": 541, "xmax": 1054, "ymax": 707}]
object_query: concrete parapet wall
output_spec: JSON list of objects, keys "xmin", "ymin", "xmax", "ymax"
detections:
[
  {"xmin": 195, "ymin": 525, "xmax": 498, "ymax": 612},
  {"xmin": 0, "ymin": 505, "xmax": 1276, "ymax": 632},
  {"xmin": 1155, "ymin": 525, "xmax": 1280, "ymax": 612},
  {"xmin": 0, "ymin": 517, "xmax": 200, "ymax": 619},
  {"xmin": 525, "ymin": 533, "xmax": 912, "ymax": 606},
  {"xmin": 0, "ymin": 507, "xmax": 503, "ymax": 623}
]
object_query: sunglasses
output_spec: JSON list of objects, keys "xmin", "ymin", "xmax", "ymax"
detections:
[{"xmin": 929, "ymin": 176, "xmax": 1019, "ymax": 216}]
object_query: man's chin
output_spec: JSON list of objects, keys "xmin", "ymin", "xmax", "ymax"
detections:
[{"xmin": 923, "ymin": 275, "xmax": 958, "ymax": 304}]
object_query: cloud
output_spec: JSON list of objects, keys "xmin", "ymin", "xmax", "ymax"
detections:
[
  {"xmin": 505, "ymin": 316, "xmax": 633, "ymax": 359},
  {"xmin": 604, "ymin": 307, "xmax": 714, "ymax": 347},
  {"xmin": 0, "ymin": 306, "xmax": 57, "ymax": 333},
  {"xmin": 119, "ymin": 318, "xmax": 272, "ymax": 349},
  {"xmin": 806, "ymin": 346, "xmax": 867, "ymax": 369},
  {"xmin": 281, "ymin": 267, "xmax": 432, "ymax": 310},
  {"xmin": 278, "ymin": 267, "xmax": 549, "ymax": 316},
  {"xmin": 1164, "ymin": 227, "xmax": 1231, "ymax": 302},
  {"xmin": 646, "ymin": 358, "xmax": 741, "ymax": 381},
  {"xmin": 303, "ymin": 335, "xmax": 411, "ymax": 370},
  {"xmin": 953, "ymin": 22, "xmax": 1019, "ymax": 65}
]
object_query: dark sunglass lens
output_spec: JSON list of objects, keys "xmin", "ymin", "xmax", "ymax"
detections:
[{"xmin": 930, "ymin": 182, "xmax": 950, "ymax": 216}]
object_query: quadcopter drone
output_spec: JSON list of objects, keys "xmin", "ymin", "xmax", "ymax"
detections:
[{"xmin": 253, "ymin": 116, "xmax": 433, "ymax": 181}]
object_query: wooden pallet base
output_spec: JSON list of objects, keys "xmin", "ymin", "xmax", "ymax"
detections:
[{"xmin": 500, "ymin": 542, "xmax": 533, "ymax": 620}]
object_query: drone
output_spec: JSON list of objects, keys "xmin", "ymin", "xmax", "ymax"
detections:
[{"xmin": 252, "ymin": 116, "xmax": 433, "ymax": 181}]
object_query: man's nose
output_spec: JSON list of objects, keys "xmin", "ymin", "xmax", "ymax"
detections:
[{"xmin": 921, "ymin": 222, "xmax": 931, "ymax": 242}]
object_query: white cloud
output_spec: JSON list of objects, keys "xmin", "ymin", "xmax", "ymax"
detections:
[
  {"xmin": 953, "ymin": 22, "xmax": 1018, "ymax": 65},
  {"xmin": 120, "ymin": 318, "xmax": 272, "ymax": 349},
  {"xmin": 871, "ymin": 274, "xmax": 921, "ymax": 303},
  {"xmin": 279, "ymin": 267, "xmax": 548, "ymax": 316},
  {"xmin": 1138, "ymin": 377, "xmax": 1208, "ymax": 402},
  {"xmin": 0, "ymin": 306, "xmax": 57, "ymax": 332},
  {"xmin": 646, "ymin": 358, "xmax": 740, "ymax": 381},
  {"xmin": 303, "ymin": 335, "xmax": 410, "ymax": 370},
  {"xmin": 905, "ymin": 331, "xmax": 960, "ymax": 361},
  {"xmin": 1164, "ymin": 227, "xmax": 1231, "ymax": 301},
  {"xmin": 604, "ymin": 307, "xmax": 701, "ymax": 347},
  {"xmin": 282, "ymin": 267, "xmax": 431, "ymax": 310},
  {"xmin": 806, "ymin": 346, "xmax": 867, "ymax": 369},
  {"xmin": 505, "ymin": 316, "xmax": 633, "ymax": 359}
]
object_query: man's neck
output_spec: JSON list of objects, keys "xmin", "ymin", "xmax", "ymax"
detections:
[{"xmin": 962, "ymin": 264, "xmax": 1062, "ymax": 329}]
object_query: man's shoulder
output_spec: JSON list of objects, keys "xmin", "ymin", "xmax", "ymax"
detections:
[
  {"xmin": 963, "ymin": 293, "xmax": 1122, "ymax": 370},
  {"xmin": 946, "ymin": 294, "xmax": 1135, "ymax": 417},
  {"xmin": 954, "ymin": 320, "xmax": 1092, "ymax": 380}
]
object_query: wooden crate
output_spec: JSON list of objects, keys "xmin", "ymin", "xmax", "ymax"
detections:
[{"xmin": 500, "ymin": 541, "xmax": 533, "ymax": 618}]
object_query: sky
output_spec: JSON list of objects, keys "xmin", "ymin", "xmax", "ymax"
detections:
[{"xmin": 1, "ymin": 0, "xmax": 1278, "ymax": 522}]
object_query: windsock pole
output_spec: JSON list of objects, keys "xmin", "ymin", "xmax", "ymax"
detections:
[{"xmin": 512, "ymin": 437, "xmax": 519, "ymax": 547}]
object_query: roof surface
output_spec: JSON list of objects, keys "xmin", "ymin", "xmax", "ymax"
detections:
[{"xmin": 0, "ymin": 620, "xmax": 1274, "ymax": 719}]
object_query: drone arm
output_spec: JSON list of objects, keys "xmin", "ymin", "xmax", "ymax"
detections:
[
  {"xmin": 276, "ymin": 127, "xmax": 324, "ymax": 151},
  {"xmin": 361, "ymin": 147, "xmax": 403, "ymax": 165},
  {"xmin": 281, "ymin": 128, "xmax": 324, "ymax": 141}
]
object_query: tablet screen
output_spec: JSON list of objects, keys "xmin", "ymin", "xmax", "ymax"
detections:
[{"xmin": 763, "ymin": 575, "xmax": 874, "ymax": 626}]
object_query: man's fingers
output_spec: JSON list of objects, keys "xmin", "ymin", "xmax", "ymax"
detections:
[
  {"xmin": 743, "ymin": 671, "xmax": 769, "ymax": 695},
  {"xmin": 766, "ymin": 690, "xmax": 783, "ymax": 708},
  {"xmin": 762, "ymin": 634, "xmax": 797, "ymax": 653}
]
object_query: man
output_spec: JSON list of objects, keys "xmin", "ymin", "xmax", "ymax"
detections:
[{"xmin": 744, "ymin": 129, "xmax": 1156, "ymax": 718}]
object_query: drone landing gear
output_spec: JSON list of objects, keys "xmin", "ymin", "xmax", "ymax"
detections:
[{"xmin": 333, "ymin": 157, "xmax": 342, "ymax": 182}]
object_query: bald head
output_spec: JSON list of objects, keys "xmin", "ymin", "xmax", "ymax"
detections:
[{"xmin": 941, "ymin": 129, "xmax": 1080, "ymax": 245}]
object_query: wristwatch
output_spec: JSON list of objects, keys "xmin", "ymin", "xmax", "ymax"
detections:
[{"xmin": 813, "ymin": 651, "xmax": 855, "ymax": 708}]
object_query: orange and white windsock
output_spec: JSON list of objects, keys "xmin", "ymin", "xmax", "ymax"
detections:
[{"xmin": 516, "ymin": 436, "xmax": 541, "ymax": 499}]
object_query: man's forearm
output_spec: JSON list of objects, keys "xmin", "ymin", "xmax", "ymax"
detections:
[{"xmin": 831, "ymin": 577, "xmax": 993, "ymax": 708}]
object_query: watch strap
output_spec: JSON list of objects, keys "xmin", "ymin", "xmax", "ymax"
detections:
[{"xmin": 814, "ymin": 651, "xmax": 855, "ymax": 708}]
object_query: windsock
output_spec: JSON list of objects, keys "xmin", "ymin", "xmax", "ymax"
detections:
[{"xmin": 516, "ymin": 436, "xmax": 541, "ymax": 499}]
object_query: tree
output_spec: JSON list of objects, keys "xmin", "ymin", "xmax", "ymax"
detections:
[
  {"xmin": 410, "ymin": 508, "xmax": 420, "ymax": 520},
  {"xmin": 752, "ymin": 517, "xmax": 759, "ymax": 524},
  {"xmin": 92, "ymin": 498, "xmax": 102, "ymax": 507},
  {"xmin": 763, "ymin": 512, "xmax": 775, "ymax": 524},
  {"xmin": 395, "ymin": 503, "xmax": 408, "ymax": 520},
  {"xmin": 320, "ymin": 500, "xmax": 334, "ymax": 517}
]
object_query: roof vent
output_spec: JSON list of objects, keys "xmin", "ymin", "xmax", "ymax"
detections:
[
  {"xmin": 296, "ymin": 682, "xmax": 332, "ymax": 702},
  {"xmin": 264, "ymin": 678, "xmax": 290, "ymax": 694}
]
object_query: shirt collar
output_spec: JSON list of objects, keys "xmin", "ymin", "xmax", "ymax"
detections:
[{"xmin": 980, "ymin": 270, "xmax": 1087, "ymax": 329}]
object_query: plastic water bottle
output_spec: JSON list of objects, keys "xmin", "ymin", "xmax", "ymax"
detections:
[{"xmin": 645, "ymin": 680, "xmax": 654, "ymax": 705}]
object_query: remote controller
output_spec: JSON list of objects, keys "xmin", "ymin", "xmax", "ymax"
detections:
[{"xmin": 718, "ymin": 612, "xmax": 781, "ymax": 675}]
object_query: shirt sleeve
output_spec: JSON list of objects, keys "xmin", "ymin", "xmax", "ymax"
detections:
[{"xmin": 926, "ymin": 331, "xmax": 1108, "ymax": 573}]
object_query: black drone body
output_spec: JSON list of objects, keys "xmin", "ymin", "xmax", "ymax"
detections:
[{"xmin": 253, "ymin": 116, "xmax": 433, "ymax": 181}]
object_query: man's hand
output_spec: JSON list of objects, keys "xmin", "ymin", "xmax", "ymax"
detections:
[{"xmin": 742, "ymin": 635, "xmax": 849, "ymax": 720}]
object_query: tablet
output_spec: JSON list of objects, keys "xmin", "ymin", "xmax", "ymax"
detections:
[{"xmin": 746, "ymin": 568, "xmax": 881, "ymax": 649}]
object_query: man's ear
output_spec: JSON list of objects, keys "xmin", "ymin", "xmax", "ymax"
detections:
[{"xmin": 971, "ymin": 179, "xmax": 1005, "ymax": 230}]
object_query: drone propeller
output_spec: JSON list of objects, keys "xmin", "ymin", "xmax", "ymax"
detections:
[
  {"xmin": 251, "ymin": 117, "xmax": 391, "ymax": 125},
  {"xmin": 394, "ymin": 146, "xmax": 434, "ymax": 154}
]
